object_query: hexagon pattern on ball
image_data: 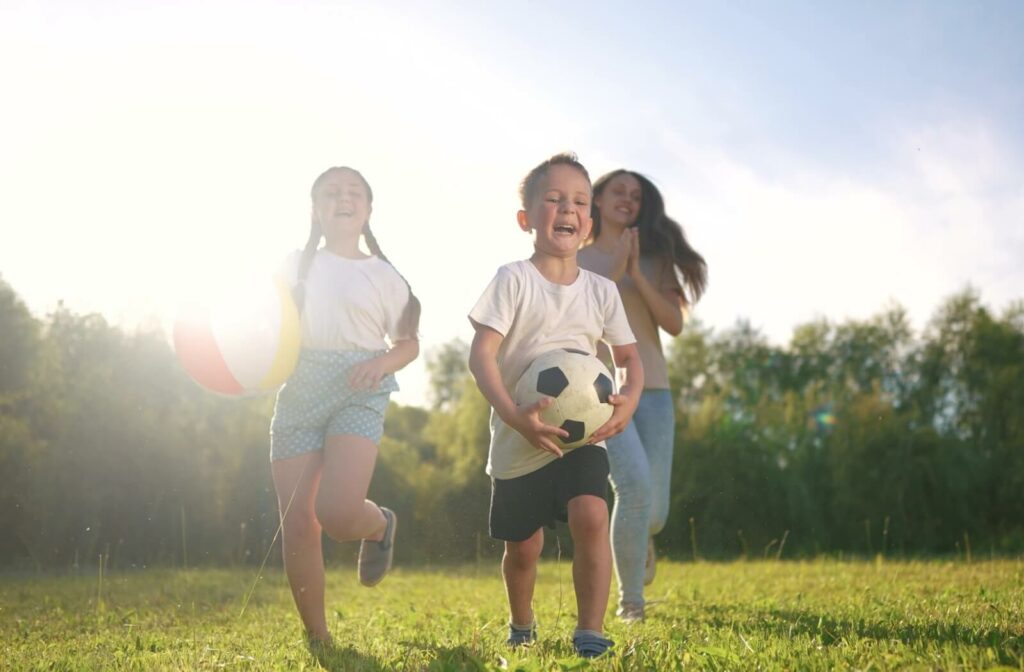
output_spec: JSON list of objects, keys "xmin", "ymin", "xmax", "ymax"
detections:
[{"xmin": 514, "ymin": 349, "xmax": 616, "ymax": 450}]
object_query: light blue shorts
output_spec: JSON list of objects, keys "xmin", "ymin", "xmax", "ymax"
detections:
[{"xmin": 269, "ymin": 349, "xmax": 399, "ymax": 462}]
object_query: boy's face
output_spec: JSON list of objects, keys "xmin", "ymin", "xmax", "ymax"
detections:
[{"xmin": 517, "ymin": 164, "xmax": 593, "ymax": 258}]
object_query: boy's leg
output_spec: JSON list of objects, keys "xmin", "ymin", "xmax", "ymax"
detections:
[
  {"xmin": 566, "ymin": 494, "xmax": 612, "ymax": 633},
  {"xmin": 503, "ymin": 528, "xmax": 544, "ymax": 628},
  {"xmin": 271, "ymin": 452, "xmax": 330, "ymax": 642}
]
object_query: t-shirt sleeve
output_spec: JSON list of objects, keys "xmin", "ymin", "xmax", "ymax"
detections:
[
  {"xmin": 601, "ymin": 281, "xmax": 636, "ymax": 346},
  {"xmin": 468, "ymin": 265, "xmax": 518, "ymax": 336}
]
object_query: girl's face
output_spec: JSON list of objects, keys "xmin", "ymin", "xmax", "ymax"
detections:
[
  {"xmin": 312, "ymin": 169, "xmax": 372, "ymax": 242},
  {"xmin": 595, "ymin": 172, "xmax": 642, "ymax": 230},
  {"xmin": 518, "ymin": 163, "xmax": 593, "ymax": 258}
]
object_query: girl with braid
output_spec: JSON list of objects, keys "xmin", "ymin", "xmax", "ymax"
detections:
[
  {"xmin": 578, "ymin": 170, "xmax": 706, "ymax": 624},
  {"xmin": 269, "ymin": 166, "xmax": 420, "ymax": 645}
]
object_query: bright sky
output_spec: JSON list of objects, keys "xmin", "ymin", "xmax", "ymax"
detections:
[{"xmin": 2, "ymin": 1, "xmax": 1022, "ymax": 407}]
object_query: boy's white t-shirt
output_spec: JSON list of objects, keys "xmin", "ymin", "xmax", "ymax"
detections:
[
  {"xmin": 282, "ymin": 249, "xmax": 410, "ymax": 351},
  {"xmin": 468, "ymin": 259, "xmax": 636, "ymax": 479}
]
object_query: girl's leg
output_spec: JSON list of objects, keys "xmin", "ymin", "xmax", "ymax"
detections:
[
  {"xmin": 606, "ymin": 422, "xmax": 652, "ymax": 609},
  {"xmin": 271, "ymin": 452, "xmax": 329, "ymax": 642},
  {"xmin": 503, "ymin": 528, "xmax": 544, "ymax": 627},
  {"xmin": 567, "ymin": 494, "xmax": 612, "ymax": 632},
  {"xmin": 633, "ymin": 390, "xmax": 676, "ymax": 536},
  {"xmin": 315, "ymin": 434, "xmax": 388, "ymax": 543}
]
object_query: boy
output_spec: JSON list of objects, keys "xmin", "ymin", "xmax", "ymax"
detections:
[{"xmin": 468, "ymin": 153, "xmax": 644, "ymax": 659}]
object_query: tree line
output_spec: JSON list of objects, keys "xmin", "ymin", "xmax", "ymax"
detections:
[{"xmin": 1, "ymin": 276, "xmax": 1021, "ymax": 569}]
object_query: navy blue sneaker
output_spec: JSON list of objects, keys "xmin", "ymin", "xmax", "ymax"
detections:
[
  {"xmin": 573, "ymin": 630, "xmax": 614, "ymax": 659},
  {"xmin": 507, "ymin": 622, "xmax": 537, "ymax": 648}
]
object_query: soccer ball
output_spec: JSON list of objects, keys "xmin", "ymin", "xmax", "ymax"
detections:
[{"xmin": 514, "ymin": 348, "xmax": 615, "ymax": 450}]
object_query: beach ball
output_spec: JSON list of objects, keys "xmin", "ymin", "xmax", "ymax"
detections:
[
  {"xmin": 173, "ymin": 275, "xmax": 301, "ymax": 395},
  {"xmin": 514, "ymin": 348, "xmax": 615, "ymax": 450}
]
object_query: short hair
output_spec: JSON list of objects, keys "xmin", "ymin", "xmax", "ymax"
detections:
[{"xmin": 519, "ymin": 152, "xmax": 591, "ymax": 208}]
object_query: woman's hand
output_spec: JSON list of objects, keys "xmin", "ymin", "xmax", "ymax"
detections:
[
  {"xmin": 609, "ymin": 229, "xmax": 634, "ymax": 282},
  {"xmin": 509, "ymin": 397, "xmax": 569, "ymax": 457},
  {"xmin": 348, "ymin": 357, "xmax": 388, "ymax": 391},
  {"xmin": 625, "ymin": 228, "xmax": 641, "ymax": 280}
]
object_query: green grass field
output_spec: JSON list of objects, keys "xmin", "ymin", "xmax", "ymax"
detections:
[{"xmin": 2, "ymin": 559, "xmax": 1022, "ymax": 670}]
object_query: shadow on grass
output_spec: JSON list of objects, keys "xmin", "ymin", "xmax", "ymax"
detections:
[
  {"xmin": 309, "ymin": 641, "xmax": 387, "ymax": 672},
  {"xmin": 703, "ymin": 605, "xmax": 1023, "ymax": 664}
]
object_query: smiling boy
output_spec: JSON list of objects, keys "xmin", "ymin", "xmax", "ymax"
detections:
[{"xmin": 468, "ymin": 153, "xmax": 644, "ymax": 658}]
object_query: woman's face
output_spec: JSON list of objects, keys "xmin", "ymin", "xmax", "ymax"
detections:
[
  {"xmin": 312, "ymin": 168, "xmax": 372, "ymax": 242},
  {"xmin": 595, "ymin": 172, "xmax": 642, "ymax": 229}
]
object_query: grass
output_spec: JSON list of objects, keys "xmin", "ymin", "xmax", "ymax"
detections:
[{"xmin": 1, "ymin": 558, "xmax": 1023, "ymax": 670}]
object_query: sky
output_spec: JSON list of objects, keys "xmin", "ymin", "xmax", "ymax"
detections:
[{"xmin": 2, "ymin": 0, "xmax": 1022, "ymax": 408}]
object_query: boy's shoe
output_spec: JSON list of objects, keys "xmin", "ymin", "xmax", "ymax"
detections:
[
  {"xmin": 506, "ymin": 622, "xmax": 537, "ymax": 648},
  {"xmin": 616, "ymin": 603, "xmax": 645, "ymax": 624},
  {"xmin": 358, "ymin": 507, "xmax": 396, "ymax": 587},
  {"xmin": 644, "ymin": 537, "xmax": 656, "ymax": 585},
  {"xmin": 572, "ymin": 630, "xmax": 615, "ymax": 659}
]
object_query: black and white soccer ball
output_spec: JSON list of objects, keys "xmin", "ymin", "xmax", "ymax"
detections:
[{"xmin": 514, "ymin": 348, "xmax": 615, "ymax": 450}]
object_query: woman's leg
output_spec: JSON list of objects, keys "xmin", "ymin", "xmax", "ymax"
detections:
[
  {"xmin": 315, "ymin": 434, "xmax": 388, "ymax": 542},
  {"xmin": 503, "ymin": 528, "xmax": 544, "ymax": 627},
  {"xmin": 633, "ymin": 390, "xmax": 676, "ymax": 536},
  {"xmin": 567, "ymin": 494, "xmax": 612, "ymax": 633},
  {"xmin": 271, "ymin": 452, "xmax": 329, "ymax": 642},
  {"xmin": 606, "ymin": 421, "xmax": 652, "ymax": 609}
]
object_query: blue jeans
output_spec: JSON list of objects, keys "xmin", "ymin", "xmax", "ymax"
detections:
[{"xmin": 606, "ymin": 389, "xmax": 675, "ymax": 609}]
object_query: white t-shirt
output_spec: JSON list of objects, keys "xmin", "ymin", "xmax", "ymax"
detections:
[
  {"xmin": 281, "ymin": 249, "xmax": 411, "ymax": 351},
  {"xmin": 468, "ymin": 259, "xmax": 636, "ymax": 479}
]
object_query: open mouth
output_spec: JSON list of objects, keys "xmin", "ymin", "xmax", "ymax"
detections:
[{"xmin": 554, "ymin": 224, "xmax": 577, "ymax": 235}]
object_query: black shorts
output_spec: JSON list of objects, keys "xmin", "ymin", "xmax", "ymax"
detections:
[{"xmin": 489, "ymin": 445, "xmax": 610, "ymax": 542}]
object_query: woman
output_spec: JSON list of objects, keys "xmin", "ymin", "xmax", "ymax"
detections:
[{"xmin": 577, "ymin": 169, "xmax": 706, "ymax": 622}]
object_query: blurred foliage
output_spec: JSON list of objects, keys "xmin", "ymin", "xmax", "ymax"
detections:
[{"xmin": 1, "ymin": 274, "xmax": 1022, "ymax": 567}]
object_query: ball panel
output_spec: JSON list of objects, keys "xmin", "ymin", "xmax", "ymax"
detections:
[
  {"xmin": 593, "ymin": 373, "xmax": 614, "ymax": 404},
  {"xmin": 560, "ymin": 419, "xmax": 586, "ymax": 445},
  {"xmin": 536, "ymin": 367, "xmax": 570, "ymax": 397},
  {"xmin": 259, "ymin": 279, "xmax": 302, "ymax": 390},
  {"xmin": 173, "ymin": 309, "xmax": 244, "ymax": 395}
]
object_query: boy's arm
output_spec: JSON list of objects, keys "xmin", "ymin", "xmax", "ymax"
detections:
[
  {"xmin": 588, "ymin": 342, "xmax": 644, "ymax": 443},
  {"xmin": 468, "ymin": 323, "xmax": 569, "ymax": 457}
]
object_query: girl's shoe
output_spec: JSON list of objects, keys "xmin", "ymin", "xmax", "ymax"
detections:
[
  {"xmin": 358, "ymin": 507, "xmax": 396, "ymax": 586},
  {"xmin": 506, "ymin": 622, "xmax": 537, "ymax": 648}
]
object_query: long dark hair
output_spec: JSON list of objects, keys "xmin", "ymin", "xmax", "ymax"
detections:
[
  {"xmin": 294, "ymin": 166, "xmax": 421, "ymax": 339},
  {"xmin": 591, "ymin": 170, "xmax": 707, "ymax": 305}
]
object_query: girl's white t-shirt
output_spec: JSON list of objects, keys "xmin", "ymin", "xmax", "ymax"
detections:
[
  {"xmin": 469, "ymin": 260, "xmax": 636, "ymax": 479},
  {"xmin": 282, "ymin": 249, "xmax": 411, "ymax": 351}
]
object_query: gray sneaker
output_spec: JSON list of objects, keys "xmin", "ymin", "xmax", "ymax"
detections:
[{"xmin": 358, "ymin": 507, "xmax": 396, "ymax": 587}]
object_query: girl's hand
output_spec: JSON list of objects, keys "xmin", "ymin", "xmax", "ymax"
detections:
[
  {"xmin": 588, "ymin": 391, "xmax": 639, "ymax": 444},
  {"xmin": 510, "ymin": 397, "xmax": 569, "ymax": 457},
  {"xmin": 348, "ymin": 357, "xmax": 388, "ymax": 391},
  {"xmin": 625, "ymin": 228, "xmax": 641, "ymax": 280},
  {"xmin": 609, "ymin": 229, "xmax": 633, "ymax": 282}
]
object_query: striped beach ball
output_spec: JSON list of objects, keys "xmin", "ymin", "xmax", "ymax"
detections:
[{"xmin": 173, "ymin": 275, "xmax": 301, "ymax": 395}]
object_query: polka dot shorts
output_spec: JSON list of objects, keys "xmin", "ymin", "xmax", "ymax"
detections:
[{"xmin": 270, "ymin": 349, "xmax": 399, "ymax": 461}]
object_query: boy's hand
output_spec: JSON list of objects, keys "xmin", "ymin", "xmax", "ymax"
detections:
[
  {"xmin": 348, "ymin": 357, "xmax": 387, "ymax": 391},
  {"xmin": 588, "ymin": 390, "xmax": 639, "ymax": 443},
  {"xmin": 510, "ymin": 397, "xmax": 569, "ymax": 458}
]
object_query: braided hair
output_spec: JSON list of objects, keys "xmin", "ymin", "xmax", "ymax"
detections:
[{"xmin": 294, "ymin": 166, "xmax": 421, "ymax": 340}]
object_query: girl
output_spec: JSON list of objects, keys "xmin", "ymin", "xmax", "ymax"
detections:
[
  {"xmin": 577, "ymin": 169, "xmax": 706, "ymax": 623},
  {"xmin": 269, "ymin": 166, "xmax": 420, "ymax": 645}
]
